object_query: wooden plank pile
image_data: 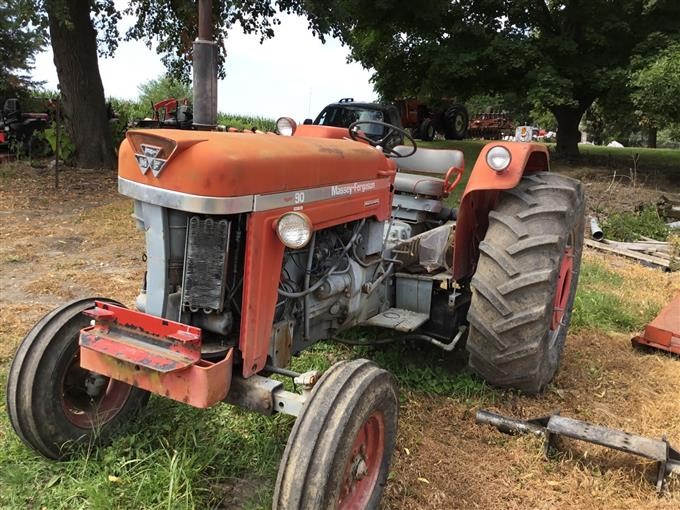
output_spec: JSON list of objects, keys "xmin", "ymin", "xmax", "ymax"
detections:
[{"xmin": 584, "ymin": 238, "xmax": 675, "ymax": 271}]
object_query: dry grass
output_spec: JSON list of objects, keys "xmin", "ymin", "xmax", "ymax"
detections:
[{"xmin": 385, "ymin": 325, "xmax": 680, "ymax": 509}]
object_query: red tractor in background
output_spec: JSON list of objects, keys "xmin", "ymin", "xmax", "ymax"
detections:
[
  {"xmin": 0, "ymin": 98, "xmax": 50, "ymax": 155},
  {"xmin": 395, "ymin": 98, "xmax": 469, "ymax": 141},
  {"xmin": 5, "ymin": 2, "xmax": 586, "ymax": 508},
  {"xmin": 134, "ymin": 97, "xmax": 193, "ymax": 129}
]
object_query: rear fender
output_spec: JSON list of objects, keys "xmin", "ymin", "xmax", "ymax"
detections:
[{"xmin": 453, "ymin": 142, "xmax": 549, "ymax": 281}]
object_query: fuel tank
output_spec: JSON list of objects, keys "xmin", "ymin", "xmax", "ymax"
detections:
[{"xmin": 118, "ymin": 129, "xmax": 394, "ymax": 198}]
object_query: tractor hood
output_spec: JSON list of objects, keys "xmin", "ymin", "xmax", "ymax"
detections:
[{"xmin": 118, "ymin": 129, "xmax": 394, "ymax": 201}]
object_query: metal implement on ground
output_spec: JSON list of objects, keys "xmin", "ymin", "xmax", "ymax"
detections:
[
  {"xmin": 476, "ymin": 409, "xmax": 680, "ymax": 494},
  {"xmin": 632, "ymin": 293, "xmax": 680, "ymax": 355}
]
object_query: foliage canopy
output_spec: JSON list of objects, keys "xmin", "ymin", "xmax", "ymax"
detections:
[
  {"xmin": 630, "ymin": 43, "xmax": 680, "ymax": 131},
  {"xmin": 299, "ymin": 0, "xmax": 680, "ymax": 155},
  {"xmin": 0, "ymin": 0, "xmax": 46, "ymax": 98}
]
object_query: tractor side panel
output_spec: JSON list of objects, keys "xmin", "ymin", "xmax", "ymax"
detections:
[
  {"xmin": 452, "ymin": 142, "xmax": 549, "ymax": 281},
  {"xmin": 239, "ymin": 184, "xmax": 393, "ymax": 378}
]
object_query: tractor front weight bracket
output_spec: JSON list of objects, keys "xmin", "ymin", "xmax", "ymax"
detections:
[
  {"xmin": 80, "ymin": 301, "xmax": 312, "ymax": 416},
  {"xmin": 79, "ymin": 301, "xmax": 233, "ymax": 409},
  {"xmin": 225, "ymin": 373, "xmax": 311, "ymax": 417}
]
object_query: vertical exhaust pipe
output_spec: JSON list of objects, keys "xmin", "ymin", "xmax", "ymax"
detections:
[{"xmin": 193, "ymin": 0, "xmax": 217, "ymax": 130}]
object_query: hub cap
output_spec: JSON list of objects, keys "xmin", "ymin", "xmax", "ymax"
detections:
[
  {"xmin": 339, "ymin": 411, "xmax": 385, "ymax": 509},
  {"xmin": 61, "ymin": 349, "xmax": 132, "ymax": 428},
  {"xmin": 455, "ymin": 114, "xmax": 465, "ymax": 132}
]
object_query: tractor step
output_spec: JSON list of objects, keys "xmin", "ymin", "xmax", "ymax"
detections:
[
  {"xmin": 363, "ymin": 308, "xmax": 429, "ymax": 332},
  {"xmin": 79, "ymin": 301, "xmax": 232, "ymax": 408}
]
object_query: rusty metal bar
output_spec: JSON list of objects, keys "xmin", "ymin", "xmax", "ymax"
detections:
[
  {"xmin": 475, "ymin": 409, "xmax": 548, "ymax": 436},
  {"xmin": 476, "ymin": 409, "xmax": 680, "ymax": 494}
]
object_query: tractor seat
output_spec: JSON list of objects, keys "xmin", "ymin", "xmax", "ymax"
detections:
[
  {"xmin": 394, "ymin": 173, "xmax": 446, "ymax": 198},
  {"xmin": 392, "ymin": 146, "xmax": 464, "ymax": 198}
]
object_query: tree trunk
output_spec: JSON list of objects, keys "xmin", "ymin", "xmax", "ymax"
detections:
[
  {"xmin": 551, "ymin": 104, "xmax": 589, "ymax": 159},
  {"xmin": 47, "ymin": 2, "xmax": 116, "ymax": 169},
  {"xmin": 647, "ymin": 126, "xmax": 657, "ymax": 148}
]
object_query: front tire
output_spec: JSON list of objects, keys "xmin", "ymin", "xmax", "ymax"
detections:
[
  {"xmin": 273, "ymin": 359, "xmax": 399, "ymax": 510},
  {"xmin": 466, "ymin": 173, "xmax": 585, "ymax": 393},
  {"xmin": 6, "ymin": 298, "xmax": 150, "ymax": 459}
]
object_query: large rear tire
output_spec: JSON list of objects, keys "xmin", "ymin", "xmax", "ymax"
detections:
[
  {"xmin": 444, "ymin": 104, "xmax": 469, "ymax": 140},
  {"xmin": 466, "ymin": 173, "xmax": 585, "ymax": 393},
  {"xmin": 6, "ymin": 298, "xmax": 150, "ymax": 459},
  {"xmin": 418, "ymin": 118, "xmax": 435, "ymax": 141},
  {"xmin": 273, "ymin": 359, "xmax": 398, "ymax": 510}
]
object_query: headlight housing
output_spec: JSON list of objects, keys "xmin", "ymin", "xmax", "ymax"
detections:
[
  {"xmin": 276, "ymin": 212, "xmax": 312, "ymax": 248},
  {"xmin": 486, "ymin": 146, "xmax": 512, "ymax": 172},
  {"xmin": 276, "ymin": 117, "xmax": 297, "ymax": 136}
]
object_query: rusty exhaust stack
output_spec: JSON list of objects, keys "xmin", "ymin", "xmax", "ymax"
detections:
[{"xmin": 193, "ymin": 0, "xmax": 217, "ymax": 130}]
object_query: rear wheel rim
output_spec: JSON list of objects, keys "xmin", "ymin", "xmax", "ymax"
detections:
[
  {"xmin": 455, "ymin": 114, "xmax": 465, "ymax": 132},
  {"xmin": 61, "ymin": 347, "xmax": 132, "ymax": 428},
  {"xmin": 339, "ymin": 411, "xmax": 385, "ymax": 509},
  {"xmin": 551, "ymin": 235, "xmax": 575, "ymax": 331}
]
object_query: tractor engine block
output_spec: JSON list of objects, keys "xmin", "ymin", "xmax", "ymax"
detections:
[{"xmin": 275, "ymin": 220, "xmax": 392, "ymax": 361}]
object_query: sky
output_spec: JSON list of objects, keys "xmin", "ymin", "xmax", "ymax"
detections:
[{"xmin": 31, "ymin": 10, "xmax": 377, "ymax": 123}]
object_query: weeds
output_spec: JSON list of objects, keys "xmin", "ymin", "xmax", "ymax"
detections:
[
  {"xmin": 571, "ymin": 259, "xmax": 662, "ymax": 332},
  {"xmin": 0, "ymin": 365, "xmax": 287, "ymax": 509},
  {"xmin": 602, "ymin": 205, "xmax": 670, "ymax": 241}
]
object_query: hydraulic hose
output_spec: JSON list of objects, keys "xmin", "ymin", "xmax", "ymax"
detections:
[{"xmin": 278, "ymin": 219, "xmax": 366, "ymax": 299}]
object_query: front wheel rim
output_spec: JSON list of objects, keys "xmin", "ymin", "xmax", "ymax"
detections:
[
  {"xmin": 61, "ymin": 348, "xmax": 132, "ymax": 428},
  {"xmin": 339, "ymin": 411, "xmax": 385, "ymax": 509}
]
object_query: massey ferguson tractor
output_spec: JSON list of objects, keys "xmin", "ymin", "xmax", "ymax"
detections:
[{"xmin": 5, "ymin": 3, "xmax": 585, "ymax": 509}]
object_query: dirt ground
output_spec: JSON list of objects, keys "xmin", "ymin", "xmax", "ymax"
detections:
[{"xmin": 1, "ymin": 165, "xmax": 679, "ymax": 509}]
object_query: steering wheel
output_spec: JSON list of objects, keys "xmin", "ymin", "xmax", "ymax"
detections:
[{"xmin": 348, "ymin": 120, "xmax": 417, "ymax": 158}]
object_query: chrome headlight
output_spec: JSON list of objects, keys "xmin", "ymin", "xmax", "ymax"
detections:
[
  {"xmin": 276, "ymin": 212, "xmax": 312, "ymax": 248},
  {"xmin": 486, "ymin": 146, "xmax": 512, "ymax": 172},
  {"xmin": 276, "ymin": 117, "xmax": 297, "ymax": 136}
]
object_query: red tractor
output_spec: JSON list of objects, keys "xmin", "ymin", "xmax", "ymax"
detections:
[
  {"xmin": 395, "ymin": 98, "xmax": 469, "ymax": 141},
  {"xmin": 7, "ymin": 121, "xmax": 585, "ymax": 508},
  {"xmin": 135, "ymin": 97, "xmax": 193, "ymax": 129},
  {"xmin": 5, "ymin": 5, "xmax": 585, "ymax": 509}
]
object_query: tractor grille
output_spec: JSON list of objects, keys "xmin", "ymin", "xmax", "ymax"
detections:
[{"xmin": 181, "ymin": 216, "xmax": 230, "ymax": 312}]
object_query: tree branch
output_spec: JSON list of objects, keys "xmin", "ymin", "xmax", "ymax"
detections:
[{"xmin": 534, "ymin": 0, "xmax": 558, "ymax": 34}]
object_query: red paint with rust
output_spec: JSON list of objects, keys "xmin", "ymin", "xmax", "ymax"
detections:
[
  {"xmin": 61, "ymin": 351, "xmax": 133, "ymax": 428},
  {"xmin": 239, "ymin": 179, "xmax": 393, "ymax": 378},
  {"xmin": 79, "ymin": 301, "xmax": 233, "ymax": 408},
  {"xmin": 453, "ymin": 141, "xmax": 550, "ymax": 280},
  {"xmin": 552, "ymin": 247, "xmax": 574, "ymax": 330},
  {"xmin": 339, "ymin": 410, "xmax": 385, "ymax": 509},
  {"xmin": 119, "ymin": 129, "xmax": 393, "ymax": 198},
  {"xmin": 632, "ymin": 293, "xmax": 680, "ymax": 354}
]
